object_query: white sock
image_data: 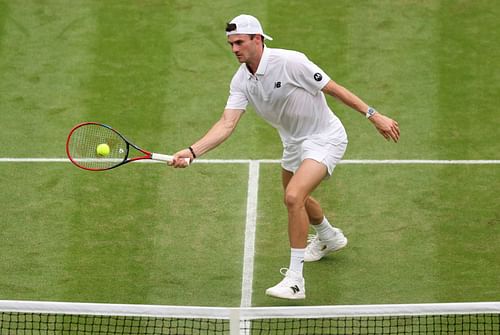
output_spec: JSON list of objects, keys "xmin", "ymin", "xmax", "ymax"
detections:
[
  {"xmin": 289, "ymin": 248, "xmax": 305, "ymax": 276},
  {"xmin": 311, "ymin": 217, "xmax": 336, "ymax": 240}
]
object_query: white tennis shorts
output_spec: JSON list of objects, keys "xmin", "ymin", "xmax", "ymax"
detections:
[{"xmin": 281, "ymin": 134, "xmax": 348, "ymax": 177}]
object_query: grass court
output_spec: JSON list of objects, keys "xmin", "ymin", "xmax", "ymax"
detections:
[{"xmin": 0, "ymin": 0, "xmax": 498, "ymax": 308}]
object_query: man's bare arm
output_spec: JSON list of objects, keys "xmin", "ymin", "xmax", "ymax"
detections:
[
  {"xmin": 170, "ymin": 108, "xmax": 244, "ymax": 167},
  {"xmin": 322, "ymin": 80, "xmax": 400, "ymax": 142}
]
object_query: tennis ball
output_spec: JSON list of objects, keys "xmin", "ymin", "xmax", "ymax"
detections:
[{"xmin": 96, "ymin": 143, "xmax": 110, "ymax": 157}]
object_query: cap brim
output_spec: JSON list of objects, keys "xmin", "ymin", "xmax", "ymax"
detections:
[{"xmin": 262, "ymin": 33, "xmax": 273, "ymax": 41}]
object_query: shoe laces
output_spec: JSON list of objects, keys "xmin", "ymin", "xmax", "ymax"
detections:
[
  {"xmin": 279, "ymin": 268, "xmax": 302, "ymax": 279},
  {"xmin": 306, "ymin": 234, "xmax": 326, "ymax": 258},
  {"xmin": 307, "ymin": 234, "xmax": 318, "ymax": 244},
  {"xmin": 276, "ymin": 268, "xmax": 302, "ymax": 287}
]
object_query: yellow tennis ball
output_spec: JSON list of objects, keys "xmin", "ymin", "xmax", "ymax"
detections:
[{"xmin": 96, "ymin": 143, "xmax": 110, "ymax": 157}]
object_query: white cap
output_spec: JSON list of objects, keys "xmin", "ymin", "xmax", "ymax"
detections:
[{"xmin": 226, "ymin": 14, "xmax": 273, "ymax": 41}]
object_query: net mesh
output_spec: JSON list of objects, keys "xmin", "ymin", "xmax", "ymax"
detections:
[
  {"xmin": 67, "ymin": 123, "xmax": 128, "ymax": 170},
  {"xmin": 242, "ymin": 314, "xmax": 500, "ymax": 334},
  {"xmin": 0, "ymin": 301, "xmax": 498, "ymax": 335},
  {"xmin": 0, "ymin": 313, "xmax": 228, "ymax": 334}
]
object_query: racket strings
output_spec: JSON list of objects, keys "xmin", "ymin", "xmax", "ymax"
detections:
[{"xmin": 67, "ymin": 124, "xmax": 128, "ymax": 170}]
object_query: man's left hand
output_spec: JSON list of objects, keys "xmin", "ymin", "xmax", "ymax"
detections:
[{"xmin": 369, "ymin": 113, "xmax": 400, "ymax": 142}]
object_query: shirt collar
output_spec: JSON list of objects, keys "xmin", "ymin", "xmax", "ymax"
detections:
[
  {"xmin": 256, "ymin": 46, "xmax": 270, "ymax": 76},
  {"xmin": 245, "ymin": 46, "xmax": 270, "ymax": 79}
]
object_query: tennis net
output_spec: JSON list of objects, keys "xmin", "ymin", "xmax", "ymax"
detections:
[{"xmin": 0, "ymin": 300, "xmax": 498, "ymax": 334}]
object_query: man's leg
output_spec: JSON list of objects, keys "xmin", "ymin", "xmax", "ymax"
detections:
[
  {"xmin": 304, "ymin": 193, "xmax": 348, "ymax": 262},
  {"xmin": 282, "ymin": 163, "xmax": 348, "ymax": 263},
  {"xmin": 282, "ymin": 169, "xmax": 325, "ymax": 225},
  {"xmin": 266, "ymin": 159, "xmax": 327, "ymax": 300},
  {"xmin": 283, "ymin": 159, "xmax": 328, "ymax": 248},
  {"xmin": 305, "ymin": 196, "xmax": 326, "ymax": 225}
]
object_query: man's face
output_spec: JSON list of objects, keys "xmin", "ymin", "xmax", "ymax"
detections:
[{"xmin": 227, "ymin": 34, "xmax": 259, "ymax": 64}]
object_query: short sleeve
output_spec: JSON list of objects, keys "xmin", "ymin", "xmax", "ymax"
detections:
[
  {"xmin": 286, "ymin": 52, "xmax": 331, "ymax": 95},
  {"xmin": 225, "ymin": 68, "xmax": 248, "ymax": 110}
]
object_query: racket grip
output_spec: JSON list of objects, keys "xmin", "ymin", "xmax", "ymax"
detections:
[{"xmin": 151, "ymin": 153, "xmax": 190, "ymax": 165}]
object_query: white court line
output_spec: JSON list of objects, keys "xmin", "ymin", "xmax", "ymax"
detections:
[
  {"xmin": 240, "ymin": 161, "xmax": 260, "ymax": 308},
  {"xmin": 0, "ymin": 158, "xmax": 499, "ymax": 164},
  {"xmin": 339, "ymin": 159, "xmax": 500, "ymax": 165}
]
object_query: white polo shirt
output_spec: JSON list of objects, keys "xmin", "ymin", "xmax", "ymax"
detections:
[{"xmin": 225, "ymin": 46, "xmax": 347, "ymax": 145}]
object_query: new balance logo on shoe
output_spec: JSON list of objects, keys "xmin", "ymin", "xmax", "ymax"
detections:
[{"xmin": 265, "ymin": 268, "xmax": 306, "ymax": 299}]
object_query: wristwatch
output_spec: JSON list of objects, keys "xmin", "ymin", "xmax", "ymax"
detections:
[{"xmin": 366, "ymin": 107, "xmax": 377, "ymax": 119}]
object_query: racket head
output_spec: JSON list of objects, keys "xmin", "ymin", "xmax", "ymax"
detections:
[{"xmin": 66, "ymin": 122, "xmax": 130, "ymax": 171}]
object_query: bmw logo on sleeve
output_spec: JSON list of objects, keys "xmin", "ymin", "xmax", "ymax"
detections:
[{"xmin": 314, "ymin": 73, "xmax": 323, "ymax": 81}]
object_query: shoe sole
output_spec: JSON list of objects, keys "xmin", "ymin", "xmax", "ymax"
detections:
[{"xmin": 265, "ymin": 291, "xmax": 306, "ymax": 300}]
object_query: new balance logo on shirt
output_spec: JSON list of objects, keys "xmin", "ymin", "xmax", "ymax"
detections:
[{"xmin": 274, "ymin": 81, "xmax": 282, "ymax": 88}]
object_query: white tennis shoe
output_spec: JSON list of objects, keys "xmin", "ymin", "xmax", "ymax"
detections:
[
  {"xmin": 265, "ymin": 268, "xmax": 305, "ymax": 300},
  {"xmin": 304, "ymin": 228, "xmax": 348, "ymax": 262}
]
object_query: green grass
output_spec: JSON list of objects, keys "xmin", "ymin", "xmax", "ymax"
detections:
[
  {"xmin": 0, "ymin": 0, "xmax": 499, "ymax": 308},
  {"xmin": 253, "ymin": 164, "xmax": 500, "ymax": 306},
  {"xmin": 0, "ymin": 163, "xmax": 248, "ymax": 306}
]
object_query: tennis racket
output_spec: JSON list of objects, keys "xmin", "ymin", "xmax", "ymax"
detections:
[{"xmin": 66, "ymin": 122, "xmax": 189, "ymax": 171}]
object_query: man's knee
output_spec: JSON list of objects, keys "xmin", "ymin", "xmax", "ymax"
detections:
[{"xmin": 284, "ymin": 189, "xmax": 305, "ymax": 210}]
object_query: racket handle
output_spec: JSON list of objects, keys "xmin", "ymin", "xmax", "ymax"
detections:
[{"xmin": 151, "ymin": 153, "xmax": 190, "ymax": 165}]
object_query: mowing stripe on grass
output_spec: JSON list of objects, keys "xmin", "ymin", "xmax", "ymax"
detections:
[{"xmin": 0, "ymin": 1, "xmax": 99, "ymax": 157}]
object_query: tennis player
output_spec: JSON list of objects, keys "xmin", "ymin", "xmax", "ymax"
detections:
[{"xmin": 171, "ymin": 14, "xmax": 400, "ymax": 299}]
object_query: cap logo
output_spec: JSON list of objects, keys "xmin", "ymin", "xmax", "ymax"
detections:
[{"xmin": 314, "ymin": 73, "xmax": 323, "ymax": 81}]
